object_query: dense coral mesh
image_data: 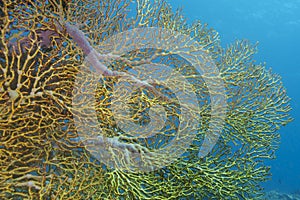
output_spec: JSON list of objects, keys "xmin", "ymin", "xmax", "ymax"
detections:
[{"xmin": 0, "ymin": 0, "xmax": 292, "ymax": 199}]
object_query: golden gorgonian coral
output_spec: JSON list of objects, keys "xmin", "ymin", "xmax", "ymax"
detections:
[{"xmin": 0, "ymin": 0, "xmax": 292, "ymax": 199}]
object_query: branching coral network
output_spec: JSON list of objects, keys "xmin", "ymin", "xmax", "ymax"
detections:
[
  {"xmin": 0, "ymin": 0, "xmax": 292, "ymax": 199},
  {"xmin": 61, "ymin": 20, "xmax": 169, "ymax": 100}
]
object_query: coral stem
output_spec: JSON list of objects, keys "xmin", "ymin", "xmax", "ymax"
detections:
[
  {"xmin": 64, "ymin": 22, "xmax": 93, "ymax": 55},
  {"xmin": 61, "ymin": 21, "xmax": 171, "ymax": 101}
]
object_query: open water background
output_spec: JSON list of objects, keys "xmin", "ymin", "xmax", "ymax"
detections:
[{"xmin": 169, "ymin": 0, "xmax": 300, "ymax": 193}]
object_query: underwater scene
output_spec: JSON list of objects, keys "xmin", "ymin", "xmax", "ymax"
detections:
[
  {"xmin": 0, "ymin": 0, "xmax": 298, "ymax": 199},
  {"xmin": 170, "ymin": 0, "xmax": 300, "ymax": 199}
]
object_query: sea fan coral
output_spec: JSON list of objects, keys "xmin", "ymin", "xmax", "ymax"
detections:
[{"xmin": 0, "ymin": 0, "xmax": 292, "ymax": 199}]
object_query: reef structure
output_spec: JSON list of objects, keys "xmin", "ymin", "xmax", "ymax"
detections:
[{"xmin": 0, "ymin": 0, "xmax": 292, "ymax": 199}]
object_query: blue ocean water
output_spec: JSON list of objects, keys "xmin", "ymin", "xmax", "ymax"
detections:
[{"xmin": 169, "ymin": 0, "xmax": 300, "ymax": 194}]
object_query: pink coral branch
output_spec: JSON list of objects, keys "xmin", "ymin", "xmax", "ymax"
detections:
[
  {"xmin": 63, "ymin": 22, "xmax": 93, "ymax": 55},
  {"xmin": 61, "ymin": 21, "xmax": 171, "ymax": 100}
]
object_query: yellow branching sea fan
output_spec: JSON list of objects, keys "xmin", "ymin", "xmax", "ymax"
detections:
[{"xmin": 0, "ymin": 0, "xmax": 292, "ymax": 199}]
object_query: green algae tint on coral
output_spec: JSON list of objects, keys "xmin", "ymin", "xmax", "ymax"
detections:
[{"xmin": 0, "ymin": 0, "xmax": 292, "ymax": 199}]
